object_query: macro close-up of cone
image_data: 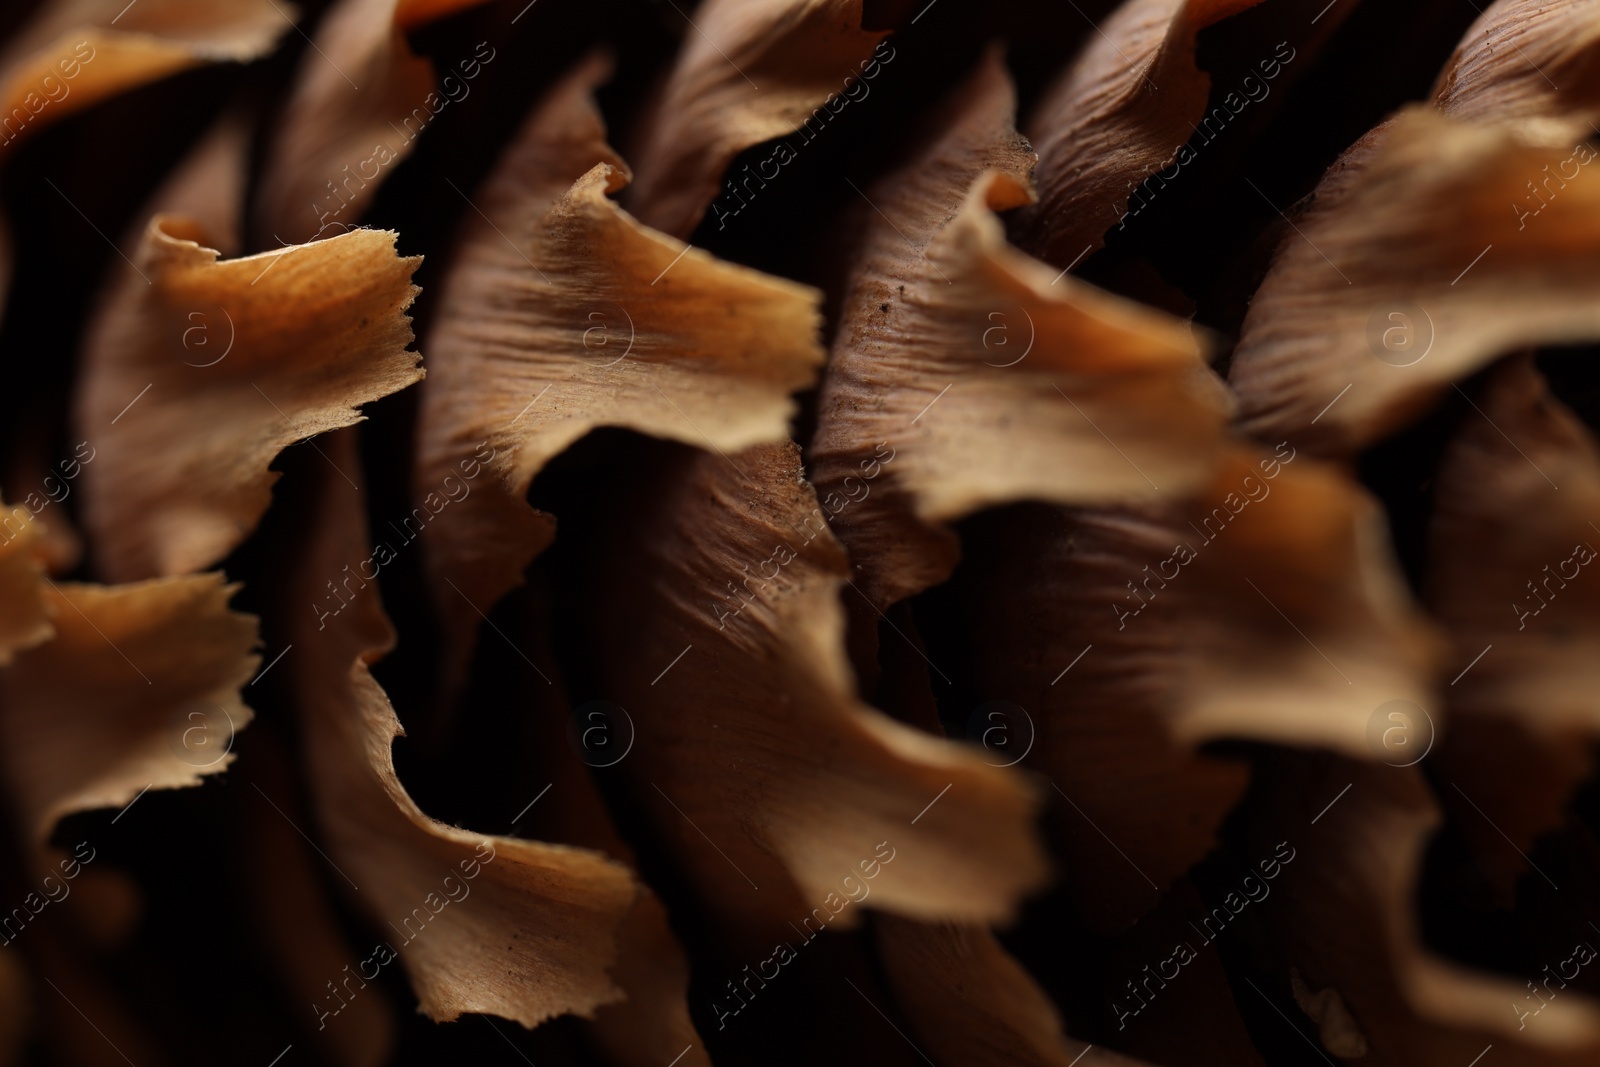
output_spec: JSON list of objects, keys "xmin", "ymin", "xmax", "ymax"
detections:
[{"xmin": 2, "ymin": 0, "xmax": 1600, "ymax": 1064}]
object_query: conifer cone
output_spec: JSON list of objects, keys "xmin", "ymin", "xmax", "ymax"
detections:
[{"xmin": 1, "ymin": 1, "xmax": 1598, "ymax": 1065}]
